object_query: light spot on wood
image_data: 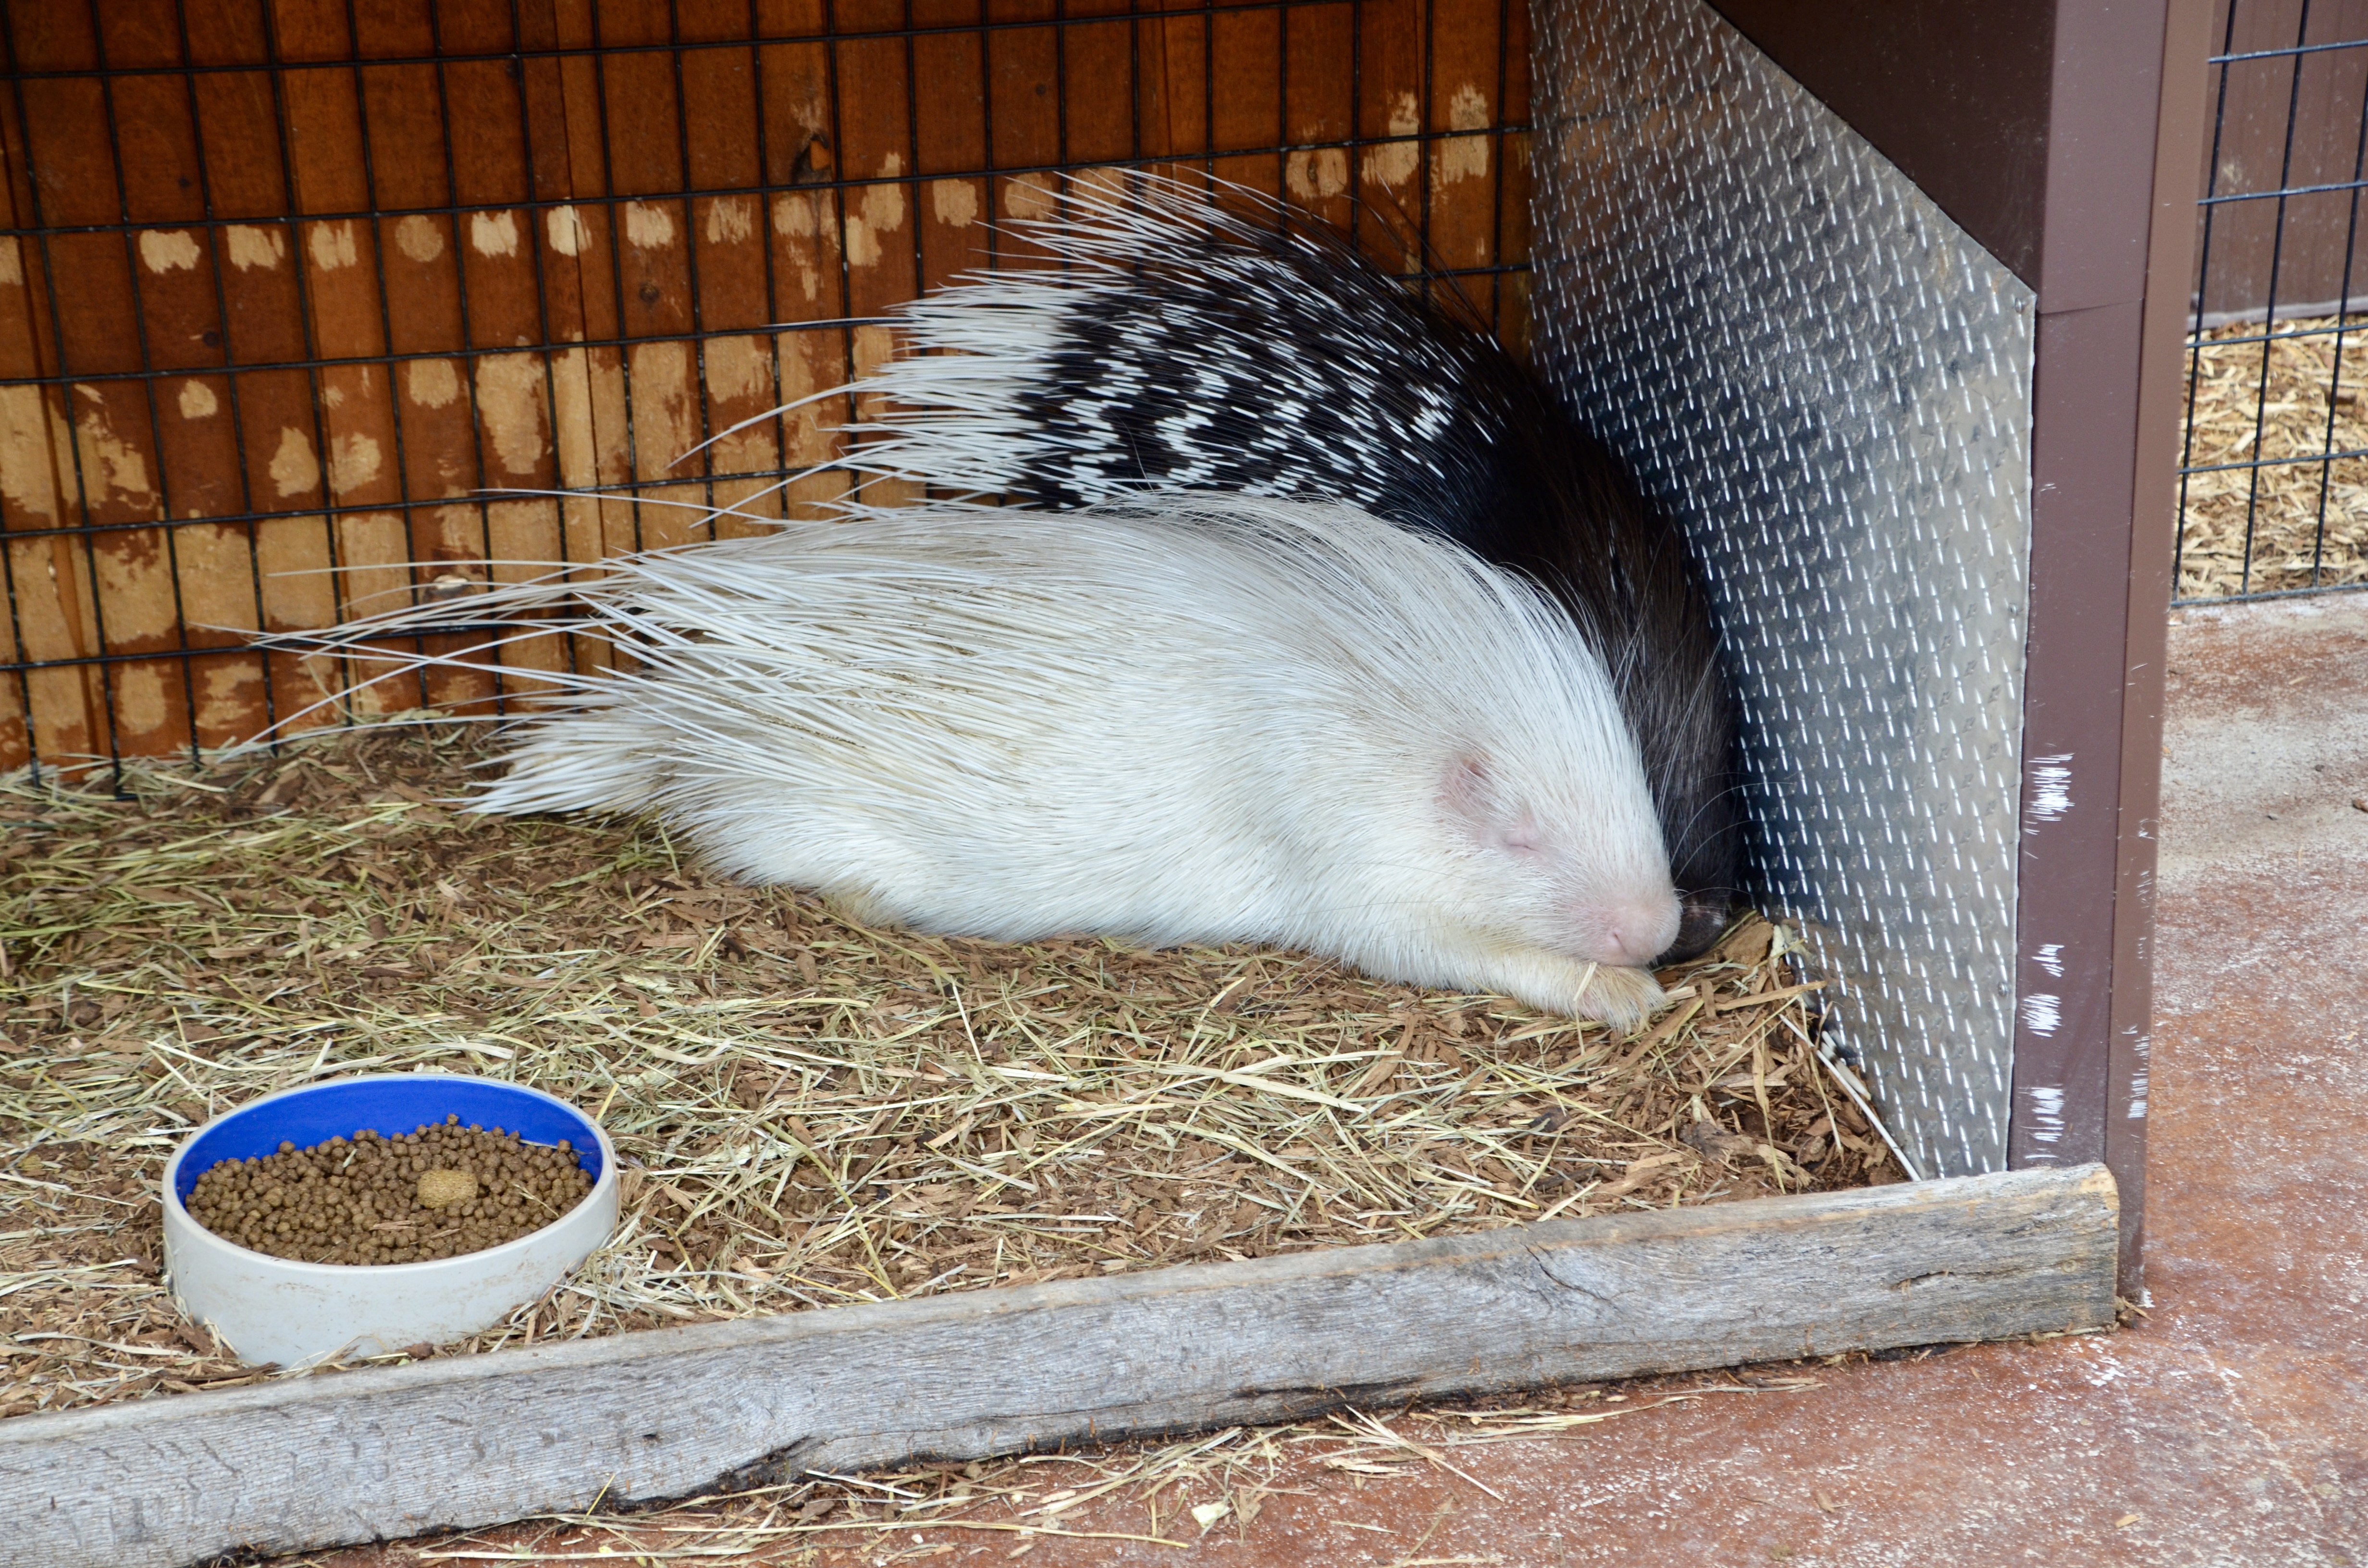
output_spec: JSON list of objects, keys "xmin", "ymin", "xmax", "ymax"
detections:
[
  {"xmin": 703, "ymin": 336, "xmax": 772, "ymax": 405},
  {"xmin": 139, "ymin": 230, "xmax": 202, "ymax": 273},
  {"xmin": 269, "ymin": 427, "xmax": 320, "ymax": 497},
  {"xmin": 112, "ymin": 661, "xmax": 172, "ymax": 738},
  {"xmin": 225, "ymin": 225, "xmax": 286, "ymax": 271},
  {"xmin": 1447, "ymin": 82, "xmax": 1491, "ymax": 132},
  {"xmin": 0, "ymin": 387, "xmax": 62, "ymax": 520},
  {"xmin": 471, "ymin": 210, "xmax": 520, "ymax": 258},
  {"xmin": 843, "ymin": 164, "xmax": 907, "ymax": 269},
  {"xmin": 332, "ymin": 511, "xmax": 412, "ymax": 649},
  {"xmin": 93, "ymin": 533, "xmax": 175, "ymax": 640},
  {"xmin": 175, "ymin": 524, "xmax": 263, "ymax": 633},
  {"xmin": 394, "ymin": 214, "xmax": 446, "ymax": 263},
  {"xmin": 321, "ymin": 383, "xmax": 345, "ymax": 409},
  {"xmin": 1362, "ymin": 93, "xmax": 1422, "ymax": 187},
  {"xmin": 0, "ymin": 237, "xmax": 21, "ymax": 287},
  {"xmin": 1003, "ymin": 172, "xmax": 1059, "ymax": 222},
  {"xmin": 177, "ymin": 380, "xmax": 219, "ymax": 420},
  {"xmin": 627, "ymin": 341, "xmax": 697, "ymax": 473},
  {"xmin": 705, "ymin": 196, "xmax": 755, "ymax": 245},
  {"xmin": 1074, "ymin": 166, "xmax": 1129, "ymax": 206},
  {"xmin": 1286, "ymin": 148, "xmax": 1349, "ymax": 201},
  {"xmin": 1434, "ymin": 135, "xmax": 1490, "ymax": 187},
  {"xmin": 75, "ymin": 409, "xmax": 157, "ymax": 504},
  {"xmin": 198, "ymin": 658, "xmax": 262, "ymax": 711},
  {"xmin": 626, "ymin": 202, "xmax": 678, "ymax": 250},
  {"xmin": 254, "ymin": 514, "xmax": 336, "ymax": 632},
  {"xmin": 406, "ymin": 358, "xmax": 463, "ymax": 409},
  {"xmin": 328, "ymin": 433, "xmax": 382, "ymax": 497},
  {"xmin": 476, "ymin": 353, "xmax": 550, "ymax": 477},
  {"xmin": 930, "ymin": 180, "xmax": 979, "ymax": 228},
  {"xmin": 308, "ymin": 222, "xmax": 360, "ymax": 272},
  {"xmin": 773, "ymin": 193, "xmax": 820, "ymax": 237},
  {"xmin": 1433, "ymin": 86, "xmax": 1493, "ymax": 189},
  {"xmin": 851, "ymin": 323, "xmax": 896, "ymax": 380},
  {"xmin": 551, "ymin": 346, "xmax": 631, "ymax": 489},
  {"xmin": 773, "ymin": 331, "xmax": 837, "ymax": 467},
  {"xmin": 547, "ymin": 205, "xmax": 592, "ymax": 257}
]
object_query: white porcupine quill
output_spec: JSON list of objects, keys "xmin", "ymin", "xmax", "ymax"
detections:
[{"xmin": 286, "ymin": 494, "xmax": 1677, "ymax": 1026}]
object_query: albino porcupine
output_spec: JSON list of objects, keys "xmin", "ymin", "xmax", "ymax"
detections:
[
  {"xmin": 297, "ymin": 494, "xmax": 1681, "ymax": 1026},
  {"xmin": 814, "ymin": 174, "xmax": 1740, "ymax": 962}
]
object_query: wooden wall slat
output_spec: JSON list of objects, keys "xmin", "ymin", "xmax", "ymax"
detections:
[
  {"xmin": 350, "ymin": 0, "xmax": 436, "ymax": 57},
  {"xmin": 111, "ymin": 75, "xmax": 209, "ymax": 224},
  {"xmin": 912, "ymin": 1, "xmax": 990, "ymax": 298},
  {"xmin": 1424, "ymin": 0, "xmax": 1503, "ymax": 282},
  {"xmin": 1354, "ymin": 0, "xmax": 1427, "ymax": 272},
  {"xmin": 270, "ymin": 0, "xmax": 356, "ymax": 67},
  {"xmin": 1139, "ymin": 1, "xmax": 1208, "ymax": 166},
  {"xmin": 1496, "ymin": 0, "xmax": 1532, "ymax": 355},
  {"xmin": 70, "ymin": 377, "xmax": 187, "ymax": 758},
  {"xmin": 6, "ymin": 3, "xmax": 101, "ymax": 72},
  {"xmin": 146, "ymin": 42, "xmax": 281, "ymax": 749},
  {"xmin": 1283, "ymin": 3, "xmax": 1355, "ymax": 232},
  {"xmin": 688, "ymin": 33, "xmax": 790, "ymax": 539},
  {"xmin": 280, "ymin": 49, "xmax": 395, "ymax": 734},
  {"xmin": 435, "ymin": 0, "xmax": 518, "ymax": 58},
  {"xmin": 131, "ymin": 228, "xmax": 228, "ymax": 374},
  {"xmin": 181, "ymin": 0, "xmax": 270, "ymax": 69},
  {"xmin": 93, "ymin": 0, "xmax": 184, "ymax": 71},
  {"xmin": 1208, "ymin": 5, "xmax": 1283, "ymax": 197}
]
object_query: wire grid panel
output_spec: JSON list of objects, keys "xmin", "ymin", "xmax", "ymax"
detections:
[
  {"xmin": 0, "ymin": 0, "xmax": 1535, "ymax": 777},
  {"xmin": 1529, "ymin": 0, "xmax": 2035, "ymax": 1178},
  {"xmin": 2177, "ymin": 0, "xmax": 2368, "ymax": 603}
]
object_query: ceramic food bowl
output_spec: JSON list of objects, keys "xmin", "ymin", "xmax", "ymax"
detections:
[{"xmin": 161, "ymin": 1073, "xmax": 617, "ymax": 1366}]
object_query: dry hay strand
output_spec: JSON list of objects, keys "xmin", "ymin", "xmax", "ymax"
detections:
[
  {"xmin": 0, "ymin": 724, "xmax": 1889, "ymax": 1425},
  {"xmin": 2181, "ymin": 313, "xmax": 2368, "ymax": 599}
]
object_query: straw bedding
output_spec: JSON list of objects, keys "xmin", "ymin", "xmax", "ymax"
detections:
[
  {"xmin": 2181, "ymin": 314, "xmax": 2368, "ymax": 598},
  {"xmin": 0, "ymin": 723, "xmax": 1889, "ymax": 1425}
]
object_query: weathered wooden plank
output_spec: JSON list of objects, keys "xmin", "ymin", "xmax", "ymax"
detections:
[{"xmin": 0, "ymin": 1165, "xmax": 2115, "ymax": 1568}]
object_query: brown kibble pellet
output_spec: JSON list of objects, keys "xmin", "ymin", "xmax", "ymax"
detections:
[{"xmin": 184, "ymin": 1121, "xmax": 596, "ymax": 1266}]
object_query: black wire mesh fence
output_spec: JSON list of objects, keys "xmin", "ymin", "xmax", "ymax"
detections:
[
  {"xmin": 0, "ymin": 0, "xmax": 1533, "ymax": 780},
  {"xmin": 2181, "ymin": 0, "xmax": 2368, "ymax": 602}
]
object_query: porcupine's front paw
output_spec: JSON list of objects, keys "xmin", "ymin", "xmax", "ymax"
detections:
[{"xmin": 1468, "ymin": 948, "xmax": 1668, "ymax": 1031}]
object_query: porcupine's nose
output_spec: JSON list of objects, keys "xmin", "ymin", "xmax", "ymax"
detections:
[{"xmin": 1592, "ymin": 894, "xmax": 1684, "ymax": 968}]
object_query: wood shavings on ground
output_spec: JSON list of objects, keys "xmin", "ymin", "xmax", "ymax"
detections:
[
  {"xmin": 2181, "ymin": 313, "xmax": 2368, "ymax": 599},
  {"xmin": 0, "ymin": 725, "xmax": 1889, "ymax": 1425}
]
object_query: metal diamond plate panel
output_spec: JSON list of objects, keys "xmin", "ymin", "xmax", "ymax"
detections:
[{"xmin": 1529, "ymin": 0, "xmax": 2035, "ymax": 1177}]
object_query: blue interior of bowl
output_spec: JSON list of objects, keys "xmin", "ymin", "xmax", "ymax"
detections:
[{"xmin": 174, "ymin": 1078, "xmax": 602, "ymax": 1204}]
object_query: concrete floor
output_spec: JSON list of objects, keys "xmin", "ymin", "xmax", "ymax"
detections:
[{"xmin": 330, "ymin": 596, "xmax": 2368, "ymax": 1568}]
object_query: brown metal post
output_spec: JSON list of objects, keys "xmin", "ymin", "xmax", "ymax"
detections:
[
  {"xmin": 2112, "ymin": 0, "xmax": 2215, "ymax": 1291},
  {"xmin": 2018, "ymin": 0, "xmax": 2209, "ymax": 1295}
]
